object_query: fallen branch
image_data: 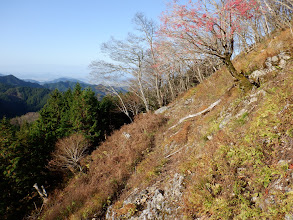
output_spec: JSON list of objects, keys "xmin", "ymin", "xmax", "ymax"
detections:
[
  {"xmin": 33, "ymin": 183, "xmax": 48, "ymax": 203},
  {"xmin": 169, "ymin": 99, "xmax": 222, "ymax": 129},
  {"xmin": 165, "ymin": 147, "xmax": 184, "ymax": 158}
]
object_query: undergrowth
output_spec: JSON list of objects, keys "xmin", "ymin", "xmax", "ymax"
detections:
[
  {"xmin": 41, "ymin": 113, "xmax": 167, "ymax": 219},
  {"xmin": 41, "ymin": 27, "xmax": 293, "ymax": 220},
  {"xmin": 182, "ymin": 64, "xmax": 293, "ymax": 219}
]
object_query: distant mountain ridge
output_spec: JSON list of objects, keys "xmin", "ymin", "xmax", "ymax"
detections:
[
  {"xmin": 41, "ymin": 77, "xmax": 85, "ymax": 84},
  {"xmin": 42, "ymin": 81, "xmax": 127, "ymax": 99},
  {"xmin": 23, "ymin": 79, "xmax": 41, "ymax": 84},
  {"xmin": 0, "ymin": 74, "xmax": 127, "ymax": 99},
  {"xmin": 0, "ymin": 74, "xmax": 128, "ymax": 118},
  {"xmin": 0, "ymin": 75, "xmax": 43, "ymax": 88},
  {"xmin": 42, "ymin": 80, "xmax": 95, "ymax": 92}
]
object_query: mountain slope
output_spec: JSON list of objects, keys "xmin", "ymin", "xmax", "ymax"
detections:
[
  {"xmin": 0, "ymin": 82, "xmax": 51, "ymax": 118},
  {"xmin": 0, "ymin": 75, "xmax": 43, "ymax": 88},
  {"xmin": 43, "ymin": 81, "xmax": 98, "ymax": 93},
  {"xmin": 43, "ymin": 81, "xmax": 127, "ymax": 99},
  {"xmin": 43, "ymin": 77, "xmax": 84, "ymax": 84},
  {"xmin": 41, "ymin": 28, "xmax": 293, "ymax": 219}
]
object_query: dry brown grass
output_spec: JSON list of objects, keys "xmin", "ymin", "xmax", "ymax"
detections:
[
  {"xmin": 42, "ymin": 27, "xmax": 293, "ymax": 220},
  {"xmin": 180, "ymin": 41, "xmax": 293, "ymax": 219},
  {"xmin": 41, "ymin": 113, "xmax": 167, "ymax": 219},
  {"xmin": 10, "ymin": 112, "xmax": 40, "ymax": 126},
  {"xmin": 234, "ymin": 28, "xmax": 293, "ymax": 74},
  {"xmin": 170, "ymin": 121, "xmax": 191, "ymax": 144}
]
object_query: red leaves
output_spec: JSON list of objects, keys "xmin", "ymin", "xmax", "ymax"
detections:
[
  {"xmin": 224, "ymin": 0, "xmax": 258, "ymax": 19},
  {"xmin": 158, "ymin": 0, "xmax": 258, "ymax": 66},
  {"xmin": 190, "ymin": 9, "xmax": 196, "ymax": 17}
]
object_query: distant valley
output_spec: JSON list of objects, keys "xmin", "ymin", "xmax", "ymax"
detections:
[{"xmin": 0, "ymin": 74, "xmax": 127, "ymax": 118}]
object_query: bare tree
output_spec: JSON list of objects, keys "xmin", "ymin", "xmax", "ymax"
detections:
[
  {"xmin": 133, "ymin": 12, "xmax": 164, "ymax": 107},
  {"xmin": 48, "ymin": 134, "xmax": 89, "ymax": 174},
  {"xmin": 263, "ymin": 0, "xmax": 293, "ymax": 30},
  {"xmin": 90, "ymin": 33, "xmax": 150, "ymax": 112},
  {"xmin": 119, "ymin": 91, "xmax": 144, "ymax": 116},
  {"xmin": 107, "ymin": 86, "xmax": 133, "ymax": 122}
]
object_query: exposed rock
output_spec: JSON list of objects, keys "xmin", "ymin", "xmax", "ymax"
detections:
[
  {"xmin": 278, "ymin": 52, "xmax": 291, "ymax": 60},
  {"xmin": 271, "ymin": 55, "xmax": 279, "ymax": 64},
  {"xmin": 285, "ymin": 214, "xmax": 293, "ymax": 220},
  {"xmin": 219, "ymin": 113, "xmax": 232, "ymax": 129},
  {"xmin": 235, "ymin": 108, "xmax": 248, "ymax": 119},
  {"xmin": 170, "ymin": 173, "xmax": 184, "ymax": 199},
  {"xmin": 279, "ymin": 59, "xmax": 287, "ymax": 68},
  {"xmin": 106, "ymin": 173, "xmax": 184, "ymax": 219},
  {"xmin": 264, "ymin": 59, "xmax": 272, "ymax": 68},
  {"xmin": 155, "ymin": 106, "xmax": 168, "ymax": 115},
  {"xmin": 184, "ymin": 98, "xmax": 194, "ymax": 105},
  {"xmin": 250, "ymin": 52, "xmax": 291, "ymax": 83},
  {"xmin": 206, "ymin": 135, "xmax": 213, "ymax": 140},
  {"xmin": 219, "ymin": 89, "xmax": 266, "ymax": 129},
  {"xmin": 122, "ymin": 132, "xmax": 131, "ymax": 139},
  {"xmin": 250, "ymin": 70, "xmax": 267, "ymax": 82},
  {"xmin": 277, "ymin": 160, "xmax": 289, "ymax": 165}
]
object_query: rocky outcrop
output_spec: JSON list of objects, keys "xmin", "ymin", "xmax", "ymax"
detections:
[
  {"xmin": 155, "ymin": 106, "xmax": 169, "ymax": 115},
  {"xmin": 106, "ymin": 173, "xmax": 184, "ymax": 220},
  {"xmin": 219, "ymin": 89, "xmax": 266, "ymax": 129},
  {"xmin": 249, "ymin": 51, "xmax": 291, "ymax": 83}
]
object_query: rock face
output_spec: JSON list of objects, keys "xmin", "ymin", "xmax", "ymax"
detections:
[
  {"xmin": 219, "ymin": 89, "xmax": 266, "ymax": 129},
  {"xmin": 249, "ymin": 52, "xmax": 290, "ymax": 83},
  {"xmin": 155, "ymin": 106, "xmax": 169, "ymax": 115},
  {"xmin": 106, "ymin": 173, "xmax": 184, "ymax": 220}
]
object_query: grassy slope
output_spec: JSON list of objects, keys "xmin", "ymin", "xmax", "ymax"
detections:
[{"xmin": 41, "ymin": 28, "xmax": 293, "ymax": 219}]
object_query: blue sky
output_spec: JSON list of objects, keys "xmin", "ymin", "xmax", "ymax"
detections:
[{"xmin": 0, "ymin": 0, "xmax": 167, "ymax": 82}]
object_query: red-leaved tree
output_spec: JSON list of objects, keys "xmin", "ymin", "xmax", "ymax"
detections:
[{"xmin": 160, "ymin": 0, "xmax": 259, "ymax": 90}]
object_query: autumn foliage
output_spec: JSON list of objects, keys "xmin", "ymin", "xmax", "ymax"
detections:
[
  {"xmin": 159, "ymin": 0, "xmax": 261, "ymax": 90},
  {"xmin": 41, "ymin": 113, "xmax": 167, "ymax": 219}
]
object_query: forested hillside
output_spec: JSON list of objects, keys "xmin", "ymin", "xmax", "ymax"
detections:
[
  {"xmin": 0, "ymin": 82, "xmax": 51, "ymax": 118},
  {"xmin": 1, "ymin": 0, "xmax": 293, "ymax": 219},
  {"xmin": 0, "ymin": 84, "xmax": 129, "ymax": 219},
  {"xmin": 0, "ymin": 75, "xmax": 43, "ymax": 88},
  {"xmin": 0, "ymin": 75, "xmax": 127, "ymax": 118}
]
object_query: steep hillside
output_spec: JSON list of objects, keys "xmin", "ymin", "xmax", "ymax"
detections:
[
  {"xmin": 0, "ymin": 83, "xmax": 51, "ymax": 118},
  {"xmin": 40, "ymin": 29, "xmax": 293, "ymax": 219}
]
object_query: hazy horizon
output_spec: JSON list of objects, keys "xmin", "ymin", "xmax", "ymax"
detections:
[{"xmin": 0, "ymin": 0, "xmax": 167, "ymax": 82}]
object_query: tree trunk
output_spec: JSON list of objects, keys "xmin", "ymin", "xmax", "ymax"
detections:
[
  {"xmin": 110, "ymin": 86, "xmax": 133, "ymax": 122},
  {"xmin": 223, "ymin": 57, "xmax": 253, "ymax": 91},
  {"xmin": 137, "ymin": 72, "xmax": 150, "ymax": 112},
  {"xmin": 155, "ymin": 73, "xmax": 163, "ymax": 107},
  {"xmin": 168, "ymin": 75, "xmax": 175, "ymax": 101},
  {"xmin": 33, "ymin": 183, "xmax": 48, "ymax": 203}
]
